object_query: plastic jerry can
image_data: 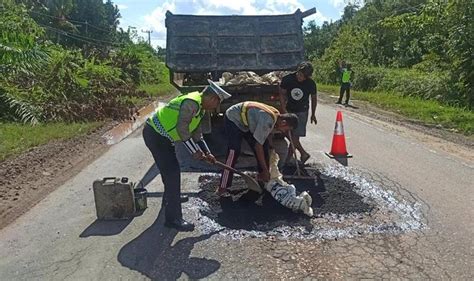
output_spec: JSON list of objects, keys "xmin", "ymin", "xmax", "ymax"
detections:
[{"xmin": 93, "ymin": 177, "xmax": 135, "ymax": 220}]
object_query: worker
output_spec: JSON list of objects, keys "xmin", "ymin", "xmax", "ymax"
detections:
[
  {"xmin": 279, "ymin": 61, "xmax": 317, "ymax": 165},
  {"xmin": 142, "ymin": 80, "xmax": 231, "ymax": 231},
  {"xmin": 337, "ymin": 61, "xmax": 354, "ymax": 105},
  {"xmin": 217, "ymin": 101, "xmax": 298, "ymax": 196}
]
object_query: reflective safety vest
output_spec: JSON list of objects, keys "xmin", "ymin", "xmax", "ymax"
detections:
[
  {"xmin": 342, "ymin": 69, "xmax": 352, "ymax": 83},
  {"xmin": 240, "ymin": 101, "xmax": 279, "ymax": 127},
  {"xmin": 148, "ymin": 91, "xmax": 203, "ymax": 141}
]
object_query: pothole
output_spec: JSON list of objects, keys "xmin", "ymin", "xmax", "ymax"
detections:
[{"xmin": 185, "ymin": 164, "xmax": 425, "ymax": 240}]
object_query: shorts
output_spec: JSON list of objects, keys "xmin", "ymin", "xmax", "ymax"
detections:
[{"xmin": 292, "ymin": 111, "xmax": 309, "ymax": 137}]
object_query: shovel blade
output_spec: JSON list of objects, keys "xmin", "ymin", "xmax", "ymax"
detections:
[{"xmin": 242, "ymin": 174, "xmax": 263, "ymax": 193}]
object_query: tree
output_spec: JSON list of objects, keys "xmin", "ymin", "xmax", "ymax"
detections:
[
  {"xmin": 341, "ymin": 3, "xmax": 359, "ymax": 23},
  {"xmin": 446, "ymin": 0, "xmax": 474, "ymax": 109},
  {"xmin": 0, "ymin": 0, "xmax": 47, "ymax": 123}
]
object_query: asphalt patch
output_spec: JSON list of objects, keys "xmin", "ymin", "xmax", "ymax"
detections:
[{"xmin": 197, "ymin": 166, "xmax": 373, "ymax": 231}]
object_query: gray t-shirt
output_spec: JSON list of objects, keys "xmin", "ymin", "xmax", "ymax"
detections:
[{"xmin": 226, "ymin": 103, "xmax": 276, "ymax": 145}]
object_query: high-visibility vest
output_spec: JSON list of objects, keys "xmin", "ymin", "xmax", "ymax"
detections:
[
  {"xmin": 148, "ymin": 91, "xmax": 203, "ymax": 141},
  {"xmin": 240, "ymin": 101, "xmax": 279, "ymax": 127},
  {"xmin": 342, "ymin": 69, "xmax": 352, "ymax": 83}
]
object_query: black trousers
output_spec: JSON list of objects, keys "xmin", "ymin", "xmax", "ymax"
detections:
[
  {"xmin": 219, "ymin": 116, "xmax": 269, "ymax": 189},
  {"xmin": 142, "ymin": 123, "xmax": 181, "ymax": 221},
  {"xmin": 338, "ymin": 82, "xmax": 351, "ymax": 103}
]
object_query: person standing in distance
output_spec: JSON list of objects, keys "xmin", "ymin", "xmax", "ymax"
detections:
[
  {"xmin": 336, "ymin": 60, "xmax": 354, "ymax": 105},
  {"xmin": 279, "ymin": 61, "xmax": 318, "ymax": 165}
]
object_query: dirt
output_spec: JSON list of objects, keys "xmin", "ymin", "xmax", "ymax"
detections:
[
  {"xmin": 0, "ymin": 94, "xmax": 177, "ymax": 230},
  {"xmin": 196, "ymin": 166, "xmax": 373, "ymax": 232},
  {"xmin": 0, "ymin": 123, "xmax": 114, "ymax": 229}
]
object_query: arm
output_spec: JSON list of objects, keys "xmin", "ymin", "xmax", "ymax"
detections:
[
  {"xmin": 253, "ymin": 114, "xmax": 273, "ymax": 182},
  {"xmin": 177, "ymin": 100, "xmax": 204, "ymax": 158},
  {"xmin": 192, "ymin": 125, "xmax": 216, "ymax": 163},
  {"xmin": 311, "ymin": 83, "xmax": 318, "ymax": 124},
  {"xmin": 267, "ymin": 132, "xmax": 274, "ymax": 149},
  {"xmin": 255, "ymin": 143, "xmax": 270, "ymax": 181},
  {"xmin": 279, "ymin": 75, "xmax": 290, "ymax": 113},
  {"xmin": 279, "ymin": 87, "xmax": 288, "ymax": 113}
]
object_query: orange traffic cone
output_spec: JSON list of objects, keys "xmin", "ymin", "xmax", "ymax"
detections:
[{"xmin": 326, "ymin": 111, "xmax": 352, "ymax": 158}]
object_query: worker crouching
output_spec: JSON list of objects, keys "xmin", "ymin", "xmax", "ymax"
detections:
[{"xmin": 218, "ymin": 101, "xmax": 298, "ymax": 195}]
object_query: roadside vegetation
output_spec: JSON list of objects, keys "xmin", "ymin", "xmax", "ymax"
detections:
[
  {"xmin": 0, "ymin": 122, "xmax": 101, "ymax": 161},
  {"xmin": 0, "ymin": 0, "xmax": 172, "ymax": 160},
  {"xmin": 319, "ymin": 84, "xmax": 474, "ymax": 135},
  {"xmin": 305, "ymin": 0, "xmax": 473, "ymax": 112},
  {"xmin": 1, "ymin": 0, "xmax": 472, "ymax": 161}
]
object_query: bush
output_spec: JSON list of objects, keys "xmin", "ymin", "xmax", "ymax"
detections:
[
  {"xmin": 352, "ymin": 67, "xmax": 388, "ymax": 91},
  {"xmin": 375, "ymin": 68, "xmax": 451, "ymax": 100},
  {"xmin": 343, "ymin": 66, "xmax": 457, "ymax": 106}
]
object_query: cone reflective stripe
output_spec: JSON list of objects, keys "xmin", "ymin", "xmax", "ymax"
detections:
[
  {"xmin": 334, "ymin": 120, "xmax": 344, "ymax": 136},
  {"xmin": 326, "ymin": 111, "xmax": 352, "ymax": 158}
]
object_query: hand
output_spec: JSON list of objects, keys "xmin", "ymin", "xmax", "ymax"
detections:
[
  {"xmin": 204, "ymin": 153, "xmax": 216, "ymax": 164},
  {"xmin": 257, "ymin": 170, "xmax": 271, "ymax": 183},
  {"xmin": 192, "ymin": 150, "xmax": 205, "ymax": 160},
  {"xmin": 310, "ymin": 115, "xmax": 317, "ymax": 125}
]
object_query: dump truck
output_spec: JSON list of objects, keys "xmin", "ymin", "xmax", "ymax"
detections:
[{"xmin": 165, "ymin": 8, "xmax": 316, "ymax": 130}]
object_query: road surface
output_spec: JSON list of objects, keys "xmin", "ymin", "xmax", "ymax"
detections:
[{"xmin": 0, "ymin": 102, "xmax": 473, "ymax": 279}]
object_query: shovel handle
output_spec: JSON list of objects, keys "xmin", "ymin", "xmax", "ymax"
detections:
[
  {"xmin": 214, "ymin": 161, "xmax": 242, "ymax": 175},
  {"xmin": 288, "ymin": 131, "xmax": 302, "ymax": 176}
]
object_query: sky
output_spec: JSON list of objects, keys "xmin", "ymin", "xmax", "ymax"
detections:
[{"xmin": 113, "ymin": 0, "xmax": 356, "ymax": 48}]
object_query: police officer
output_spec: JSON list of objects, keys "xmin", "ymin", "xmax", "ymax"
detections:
[
  {"xmin": 143, "ymin": 80, "xmax": 231, "ymax": 231},
  {"xmin": 337, "ymin": 61, "xmax": 354, "ymax": 105}
]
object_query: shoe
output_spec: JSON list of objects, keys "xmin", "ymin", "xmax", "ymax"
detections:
[
  {"xmin": 180, "ymin": 195, "xmax": 189, "ymax": 203},
  {"xmin": 336, "ymin": 101, "xmax": 342, "ymax": 104},
  {"xmin": 164, "ymin": 218, "xmax": 195, "ymax": 232},
  {"xmin": 300, "ymin": 153, "xmax": 310, "ymax": 164}
]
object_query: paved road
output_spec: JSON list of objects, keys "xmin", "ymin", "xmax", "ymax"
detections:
[{"xmin": 0, "ymin": 102, "xmax": 473, "ymax": 279}]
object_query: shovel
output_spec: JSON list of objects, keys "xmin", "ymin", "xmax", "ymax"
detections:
[
  {"xmin": 213, "ymin": 160, "xmax": 263, "ymax": 194},
  {"xmin": 285, "ymin": 131, "xmax": 314, "ymax": 180}
]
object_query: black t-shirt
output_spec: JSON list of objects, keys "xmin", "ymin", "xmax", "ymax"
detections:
[{"xmin": 280, "ymin": 73, "xmax": 317, "ymax": 113}]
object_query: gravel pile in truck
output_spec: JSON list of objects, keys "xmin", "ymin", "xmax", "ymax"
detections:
[{"xmin": 219, "ymin": 71, "xmax": 292, "ymax": 86}]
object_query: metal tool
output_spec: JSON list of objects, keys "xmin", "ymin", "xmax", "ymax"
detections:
[
  {"xmin": 213, "ymin": 160, "xmax": 263, "ymax": 193},
  {"xmin": 288, "ymin": 130, "xmax": 301, "ymax": 176},
  {"xmin": 284, "ymin": 131, "xmax": 314, "ymax": 180}
]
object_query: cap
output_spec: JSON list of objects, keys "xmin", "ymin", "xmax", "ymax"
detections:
[
  {"xmin": 296, "ymin": 61, "xmax": 314, "ymax": 78},
  {"xmin": 207, "ymin": 79, "xmax": 232, "ymax": 101}
]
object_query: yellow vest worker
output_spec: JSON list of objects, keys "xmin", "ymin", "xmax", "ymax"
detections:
[
  {"xmin": 143, "ymin": 79, "xmax": 231, "ymax": 231},
  {"xmin": 217, "ymin": 101, "xmax": 299, "ymax": 196}
]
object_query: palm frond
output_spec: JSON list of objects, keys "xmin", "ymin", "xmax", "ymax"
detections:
[{"xmin": 0, "ymin": 87, "xmax": 40, "ymax": 125}]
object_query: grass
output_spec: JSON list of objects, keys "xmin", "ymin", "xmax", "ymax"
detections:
[
  {"xmin": 0, "ymin": 122, "xmax": 102, "ymax": 161},
  {"xmin": 139, "ymin": 82, "xmax": 175, "ymax": 97},
  {"xmin": 319, "ymin": 84, "xmax": 474, "ymax": 136}
]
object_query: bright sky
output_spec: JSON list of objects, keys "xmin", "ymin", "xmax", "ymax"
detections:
[{"xmin": 113, "ymin": 0, "xmax": 356, "ymax": 48}]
